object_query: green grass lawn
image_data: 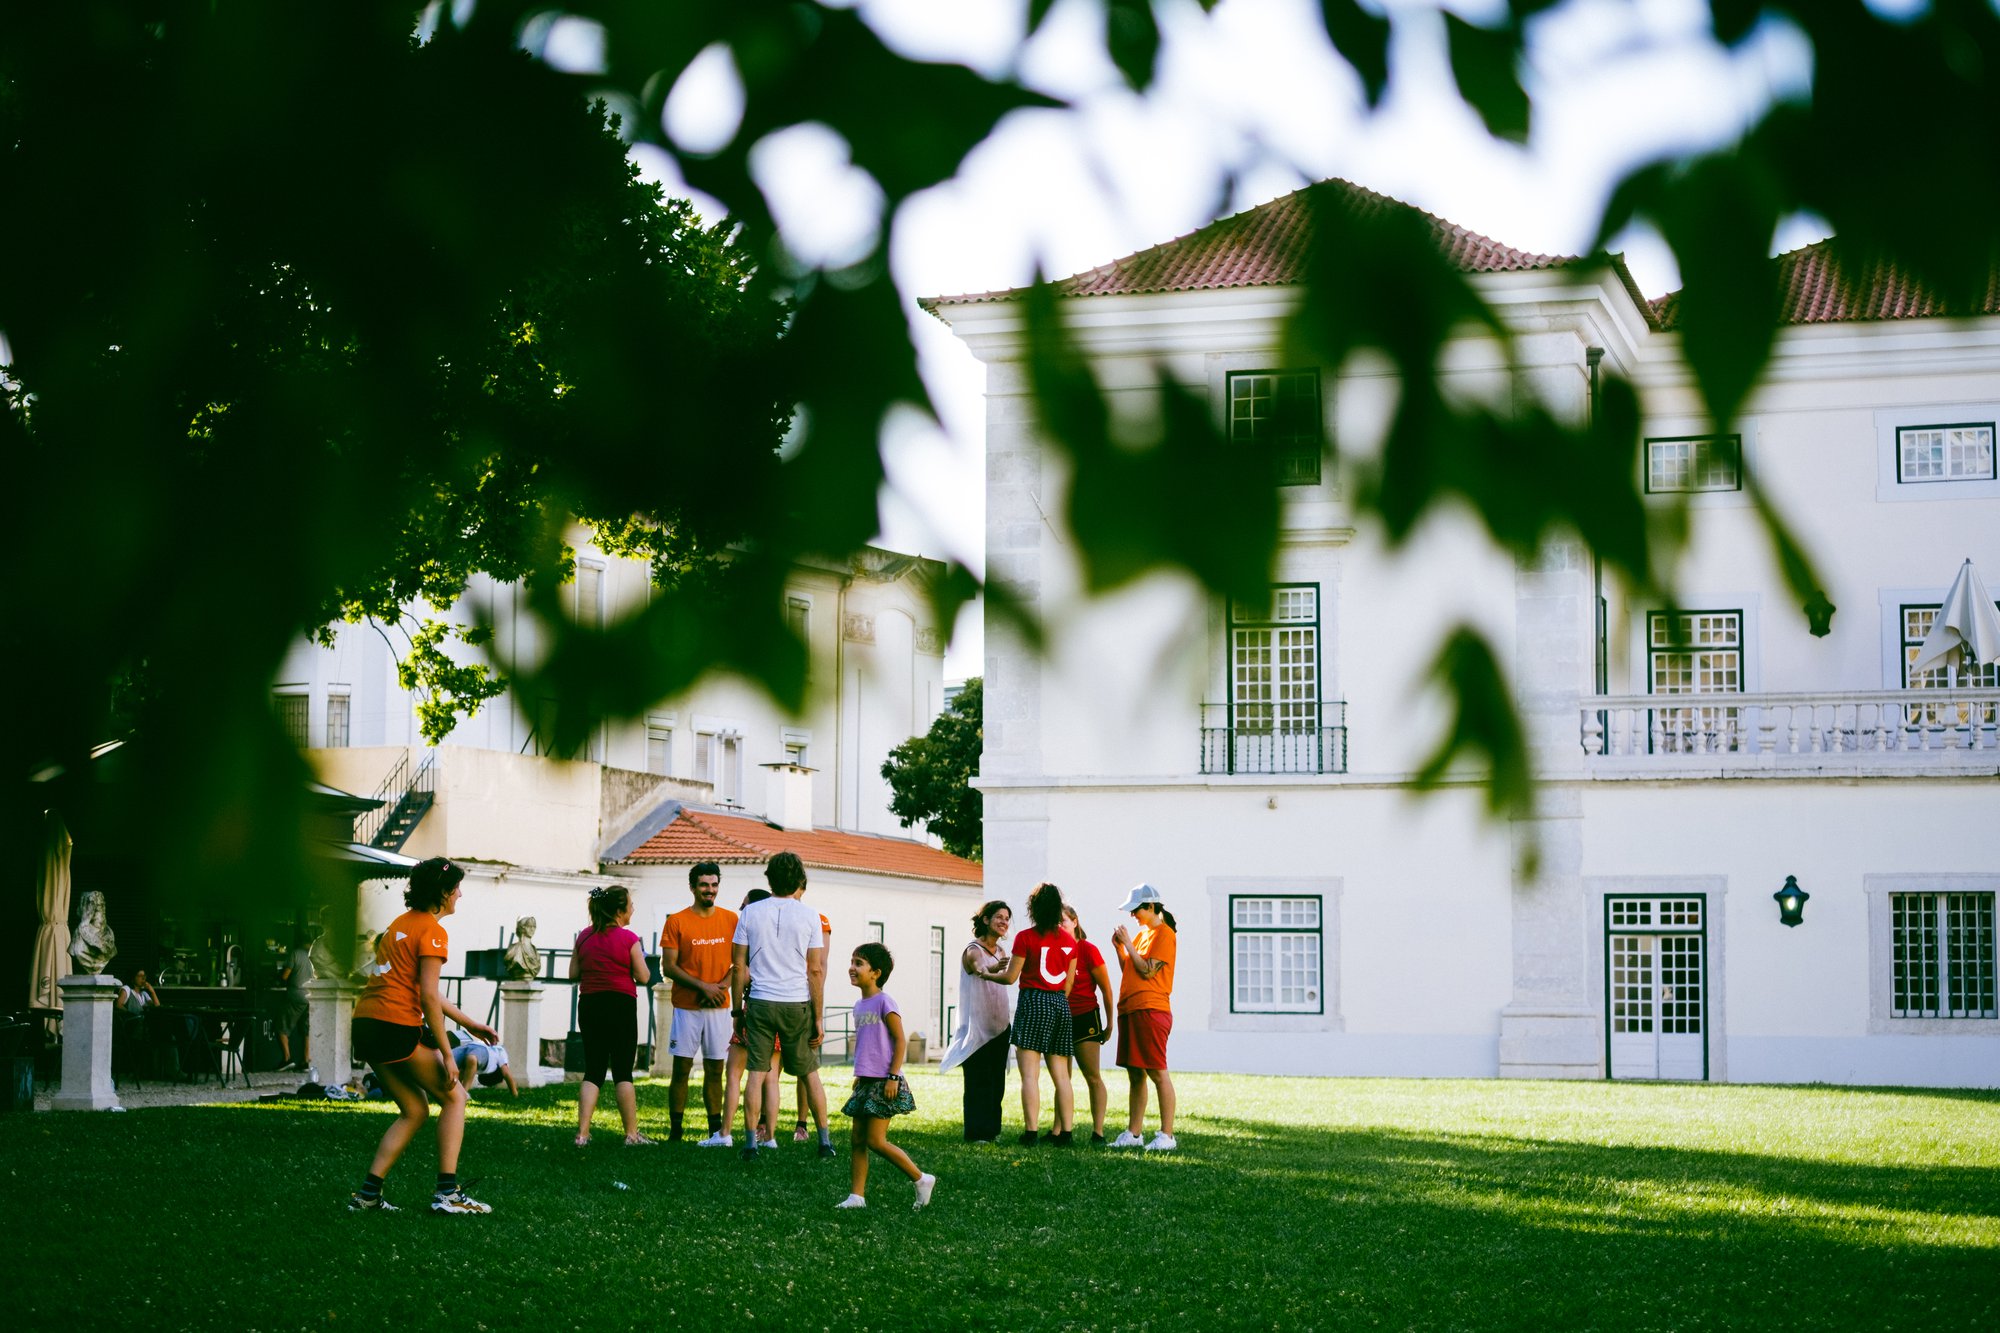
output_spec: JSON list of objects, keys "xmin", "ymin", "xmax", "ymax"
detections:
[{"xmin": 5, "ymin": 1071, "xmax": 1997, "ymax": 1331}]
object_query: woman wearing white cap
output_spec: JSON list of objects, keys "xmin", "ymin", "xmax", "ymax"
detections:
[{"xmin": 1109, "ymin": 882, "xmax": 1177, "ymax": 1151}]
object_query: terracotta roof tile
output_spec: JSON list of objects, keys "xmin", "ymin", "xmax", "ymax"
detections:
[
  {"xmin": 926, "ymin": 181, "xmax": 1581, "ymax": 308},
  {"xmin": 613, "ymin": 809, "xmax": 982, "ymax": 887},
  {"xmin": 1651, "ymin": 239, "xmax": 2000, "ymax": 329}
]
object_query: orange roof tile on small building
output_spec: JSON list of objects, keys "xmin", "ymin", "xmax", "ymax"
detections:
[
  {"xmin": 615, "ymin": 809, "xmax": 981, "ymax": 887},
  {"xmin": 923, "ymin": 179, "xmax": 1652, "ymax": 323},
  {"xmin": 1651, "ymin": 238, "xmax": 2000, "ymax": 329}
]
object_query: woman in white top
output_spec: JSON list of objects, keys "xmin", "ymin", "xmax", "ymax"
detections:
[{"xmin": 938, "ymin": 900, "xmax": 1013, "ymax": 1143}]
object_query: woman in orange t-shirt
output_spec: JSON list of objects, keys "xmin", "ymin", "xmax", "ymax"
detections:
[
  {"xmin": 1109, "ymin": 882, "xmax": 1178, "ymax": 1152},
  {"xmin": 348, "ymin": 858, "xmax": 499, "ymax": 1214}
]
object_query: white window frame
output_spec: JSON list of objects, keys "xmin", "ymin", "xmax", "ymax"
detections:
[
  {"xmin": 1896, "ymin": 422, "xmax": 1996, "ymax": 484},
  {"xmin": 1206, "ymin": 877, "xmax": 1342, "ymax": 1034},
  {"xmin": 1866, "ymin": 874, "xmax": 2000, "ymax": 1032},
  {"xmin": 1644, "ymin": 433, "xmax": 1742, "ymax": 494},
  {"xmin": 325, "ymin": 690, "xmax": 351, "ymax": 748},
  {"xmin": 1228, "ymin": 895, "xmax": 1324, "ymax": 1014},
  {"xmin": 573, "ymin": 558, "xmax": 606, "ymax": 627},
  {"xmin": 645, "ymin": 714, "xmax": 675, "ymax": 776},
  {"xmin": 782, "ymin": 728, "xmax": 811, "ymax": 768},
  {"xmin": 1226, "ymin": 368, "xmax": 1323, "ymax": 487}
]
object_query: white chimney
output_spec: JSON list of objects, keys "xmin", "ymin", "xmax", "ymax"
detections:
[{"xmin": 761, "ymin": 762, "xmax": 815, "ymax": 832}]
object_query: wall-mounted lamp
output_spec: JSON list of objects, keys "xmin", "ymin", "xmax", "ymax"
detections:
[
  {"xmin": 1773, "ymin": 875, "xmax": 1810, "ymax": 927},
  {"xmin": 1804, "ymin": 591, "xmax": 1836, "ymax": 638}
]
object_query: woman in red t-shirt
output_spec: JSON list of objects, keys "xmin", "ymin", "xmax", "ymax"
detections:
[
  {"xmin": 1061, "ymin": 904, "xmax": 1116, "ymax": 1145},
  {"xmin": 996, "ymin": 882, "xmax": 1078, "ymax": 1145},
  {"xmin": 570, "ymin": 885, "xmax": 653, "ymax": 1146},
  {"xmin": 348, "ymin": 857, "xmax": 498, "ymax": 1214}
]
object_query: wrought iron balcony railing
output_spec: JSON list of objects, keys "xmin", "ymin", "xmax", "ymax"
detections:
[{"xmin": 1200, "ymin": 702, "xmax": 1348, "ymax": 775}]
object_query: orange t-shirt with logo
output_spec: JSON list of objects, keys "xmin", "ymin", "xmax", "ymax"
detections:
[
  {"xmin": 352, "ymin": 910, "xmax": 449, "ymax": 1026},
  {"xmin": 1117, "ymin": 924, "xmax": 1176, "ymax": 1014},
  {"xmin": 659, "ymin": 906, "xmax": 739, "ymax": 1010}
]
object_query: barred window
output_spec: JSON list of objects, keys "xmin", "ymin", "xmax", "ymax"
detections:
[
  {"xmin": 1231, "ymin": 895, "xmax": 1322, "ymax": 1013},
  {"xmin": 1891, "ymin": 892, "xmax": 1997, "ymax": 1018},
  {"xmin": 1646, "ymin": 434, "xmax": 1741, "ymax": 493},
  {"xmin": 274, "ymin": 692, "xmax": 309, "ymax": 749},
  {"xmin": 1228, "ymin": 370, "xmax": 1322, "ymax": 487},
  {"xmin": 1897, "ymin": 423, "xmax": 1996, "ymax": 483},
  {"xmin": 325, "ymin": 693, "xmax": 351, "ymax": 748}
]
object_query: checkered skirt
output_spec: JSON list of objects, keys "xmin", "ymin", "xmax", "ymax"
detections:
[{"xmin": 1011, "ymin": 985, "xmax": 1075, "ymax": 1057}]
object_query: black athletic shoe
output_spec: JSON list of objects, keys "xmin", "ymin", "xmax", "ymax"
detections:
[
  {"xmin": 1017, "ymin": 1130, "xmax": 1039, "ymax": 1146},
  {"xmin": 1089, "ymin": 1131, "xmax": 1107, "ymax": 1146},
  {"xmin": 740, "ymin": 1145, "xmax": 760, "ymax": 1163},
  {"xmin": 817, "ymin": 1141, "xmax": 838, "ymax": 1160},
  {"xmin": 1053, "ymin": 1130, "xmax": 1075, "ymax": 1146}
]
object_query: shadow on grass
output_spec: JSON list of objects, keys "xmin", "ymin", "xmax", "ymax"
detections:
[{"xmin": 6, "ymin": 1082, "xmax": 1997, "ymax": 1331}]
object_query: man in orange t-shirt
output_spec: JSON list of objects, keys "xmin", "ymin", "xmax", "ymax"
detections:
[
  {"xmin": 659, "ymin": 861, "xmax": 738, "ymax": 1141},
  {"xmin": 1110, "ymin": 882, "xmax": 1179, "ymax": 1152}
]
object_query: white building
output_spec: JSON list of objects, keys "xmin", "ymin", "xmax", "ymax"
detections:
[
  {"xmin": 932, "ymin": 182, "xmax": 2000, "ymax": 1088},
  {"xmin": 281, "ymin": 540, "xmax": 974, "ymax": 1064}
]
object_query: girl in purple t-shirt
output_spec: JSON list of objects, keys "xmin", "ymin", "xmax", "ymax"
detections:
[
  {"xmin": 836, "ymin": 943, "xmax": 936, "ymax": 1211},
  {"xmin": 570, "ymin": 886, "xmax": 653, "ymax": 1146}
]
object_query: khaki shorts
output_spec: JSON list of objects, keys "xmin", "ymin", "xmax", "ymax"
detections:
[{"xmin": 741, "ymin": 999, "xmax": 819, "ymax": 1076}]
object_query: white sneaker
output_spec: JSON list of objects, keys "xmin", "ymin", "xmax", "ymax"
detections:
[
  {"xmin": 1144, "ymin": 1132, "xmax": 1178, "ymax": 1152},
  {"xmin": 913, "ymin": 1173, "xmax": 936, "ymax": 1210},
  {"xmin": 835, "ymin": 1194, "xmax": 867, "ymax": 1209},
  {"xmin": 697, "ymin": 1131, "xmax": 733, "ymax": 1148},
  {"xmin": 1110, "ymin": 1130, "xmax": 1145, "ymax": 1148},
  {"xmin": 758, "ymin": 1134, "xmax": 779, "ymax": 1151}
]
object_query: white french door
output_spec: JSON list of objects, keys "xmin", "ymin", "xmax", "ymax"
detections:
[{"xmin": 1607, "ymin": 897, "xmax": 1708, "ymax": 1081}]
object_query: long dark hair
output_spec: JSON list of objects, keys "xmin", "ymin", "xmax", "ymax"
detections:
[
  {"xmin": 1026, "ymin": 882, "xmax": 1063, "ymax": 933},
  {"xmin": 1144, "ymin": 903, "xmax": 1178, "ymax": 932}
]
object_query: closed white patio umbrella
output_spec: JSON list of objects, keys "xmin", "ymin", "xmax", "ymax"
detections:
[{"xmin": 1911, "ymin": 558, "xmax": 2000, "ymax": 679}]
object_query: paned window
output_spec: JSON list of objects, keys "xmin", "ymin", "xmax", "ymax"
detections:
[
  {"xmin": 868, "ymin": 921, "xmax": 886, "ymax": 944},
  {"xmin": 1891, "ymin": 892, "xmax": 1997, "ymax": 1018},
  {"xmin": 1232, "ymin": 587, "xmax": 1320, "ymax": 733},
  {"xmin": 325, "ymin": 693, "xmax": 351, "ymax": 748},
  {"xmin": 930, "ymin": 926, "xmax": 947, "ymax": 1041},
  {"xmin": 274, "ymin": 692, "xmax": 309, "ymax": 749},
  {"xmin": 1230, "ymin": 896, "xmax": 1322, "ymax": 1013},
  {"xmin": 694, "ymin": 731, "xmax": 714, "ymax": 785},
  {"xmin": 1897, "ymin": 423, "xmax": 1997, "ymax": 483},
  {"xmin": 1645, "ymin": 434, "xmax": 1741, "ymax": 493},
  {"xmin": 1647, "ymin": 610, "xmax": 1743, "ymax": 752},
  {"xmin": 1901, "ymin": 604, "xmax": 2000, "ymax": 727},
  {"xmin": 721, "ymin": 734, "xmax": 742, "ymax": 804},
  {"xmin": 1227, "ymin": 370, "xmax": 1322, "ymax": 487}
]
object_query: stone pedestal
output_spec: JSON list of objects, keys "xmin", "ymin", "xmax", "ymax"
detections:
[
  {"xmin": 500, "ymin": 980, "xmax": 559, "ymax": 1087},
  {"xmin": 52, "ymin": 975, "xmax": 122, "ymax": 1111},
  {"xmin": 306, "ymin": 978, "xmax": 362, "ymax": 1086}
]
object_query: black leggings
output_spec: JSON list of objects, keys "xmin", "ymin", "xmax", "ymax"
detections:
[{"xmin": 578, "ymin": 991, "xmax": 637, "ymax": 1086}]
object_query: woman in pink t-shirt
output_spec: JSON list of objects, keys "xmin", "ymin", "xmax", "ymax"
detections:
[{"xmin": 570, "ymin": 885, "xmax": 653, "ymax": 1146}]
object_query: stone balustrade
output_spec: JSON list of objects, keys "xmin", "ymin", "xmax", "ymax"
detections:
[{"xmin": 1580, "ymin": 689, "xmax": 2000, "ymax": 766}]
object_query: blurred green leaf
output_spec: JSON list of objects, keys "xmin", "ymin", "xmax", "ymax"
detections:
[
  {"xmin": 1106, "ymin": 0, "xmax": 1164, "ymax": 92},
  {"xmin": 1444, "ymin": 15, "xmax": 1530, "ymax": 143},
  {"xmin": 1319, "ymin": 0, "xmax": 1393, "ymax": 107},
  {"xmin": 1411, "ymin": 628, "xmax": 1534, "ymax": 826}
]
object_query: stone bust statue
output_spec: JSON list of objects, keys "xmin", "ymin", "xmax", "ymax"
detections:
[
  {"xmin": 68, "ymin": 890, "xmax": 117, "ymax": 974},
  {"xmin": 503, "ymin": 916, "xmax": 541, "ymax": 980},
  {"xmin": 307, "ymin": 925, "xmax": 340, "ymax": 982}
]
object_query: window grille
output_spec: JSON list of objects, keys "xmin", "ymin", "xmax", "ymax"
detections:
[
  {"xmin": 1891, "ymin": 892, "xmax": 1997, "ymax": 1018},
  {"xmin": 274, "ymin": 693, "xmax": 309, "ymax": 749},
  {"xmin": 1227, "ymin": 370, "xmax": 1322, "ymax": 487},
  {"xmin": 1897, "ymin": 422, "xmax": 1997, "ymax": 483},
  {"xmin": 325, "ymin": 693, "xmax": 350, "ymax": 748},
  {"xmin": 1645, "ymin": 434, "xmax": 1741, "ymax": 493},
  {"xmin": 1229, "ymin": 895, "xmax": 1322, "ymax": 1013}
]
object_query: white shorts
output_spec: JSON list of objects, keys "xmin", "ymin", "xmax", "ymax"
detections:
[{"xmin": 669, "ymin": 1007, "xmax": 732, "ymax": 1062}]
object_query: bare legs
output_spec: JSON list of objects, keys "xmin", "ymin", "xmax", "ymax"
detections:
[
  {"xmin": 576, "ymin": 1078, "xmax": 642, "ymax": 1144},
  {"xmin": 1017, "ymin": 1050, "xmax": 1075, "ymax": 1135},
  {"xmin": 1124, "ymin": 1066, "xmax": 1175, "ymax": 1137},
  {"xmin": 848, "ymin": 1113, "xmax": 920, "ymax": 1198},
  {"xmin": 1074, "ymin": 1038, "xmax": 1108, "ymax": 1136},
  {"xmin": 367, "ymin": 1051, "xmax": 465, "ymax": 1180}
]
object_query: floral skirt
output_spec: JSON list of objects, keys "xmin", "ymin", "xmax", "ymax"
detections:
[{"xmin": 842, "ymin": 1075, "xmax": 917, "ymax": 1120}]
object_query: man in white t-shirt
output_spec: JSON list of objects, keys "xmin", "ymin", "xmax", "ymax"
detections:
[{"xmin": 730, "ymin": 851, "xmax": 832, "ymax": 1160}]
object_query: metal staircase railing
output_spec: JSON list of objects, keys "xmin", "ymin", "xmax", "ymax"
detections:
[{"xmin": 355, "ymin": 749, "xmax": 438, "ymax": 851}]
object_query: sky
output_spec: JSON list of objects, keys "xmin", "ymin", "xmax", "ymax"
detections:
[{"xmin": 543, "ymin": 0, "xmax": 1824, "ymax": 682}]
